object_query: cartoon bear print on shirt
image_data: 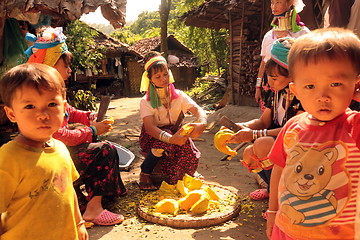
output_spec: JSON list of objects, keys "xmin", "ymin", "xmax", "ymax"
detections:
[{"xmin": 280, "ymin": 142, "xmax": 348, "ymax": 227}]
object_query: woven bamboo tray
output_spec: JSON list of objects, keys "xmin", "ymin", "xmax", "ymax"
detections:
[{"xmin": 137, "ymin": 184, "xmax": 241, "ymax": 228}]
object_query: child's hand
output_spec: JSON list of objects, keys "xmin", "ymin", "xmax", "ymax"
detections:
[
  {"xmin": 78, "ymin": 224, "xmax": 89, "ymax": 240},
  {"xmin": 91, "ymin": 121, "xmax": 112, "ymax": 135},
  {"xmin": 228, "ymin": 129, "xmax": 253, "ymax": 143},
  {"xmin": 266, "ymin": 212, "xmax": 276, "ymax": 239}
]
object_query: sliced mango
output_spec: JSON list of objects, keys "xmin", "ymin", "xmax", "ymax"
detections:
[
  {"xmin": 176, "ymin": 180, "xmax": 189, "ymax": 196},
  {"xmin": 187, "ymin": 178, "xmax": 203, "ymax": 190},
  {"xmin": 190, "ymin": 197, "xmax": 209, "ymax": 215},
  {"xmin": 155, "ymin": 199, "xmax": 179, "ymax": 216},
  {"xmin": 183, "ymin": 173, "xmax": 194, "ymax": 188},
  {"xmin": 178, "ymin": 190, "xmax": 206, "ymax": 211},
  {"xmin": 204, "ymin": 186, "xmax": 220, "ymax": 201}
]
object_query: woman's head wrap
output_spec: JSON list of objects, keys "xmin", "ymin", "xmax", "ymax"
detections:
[
  {"xmin": 270, "ymin": 37, "xmax": 293, "ymax": 69},
  {"xmin": 140, "ymin": 55, "xmax": 175, "ymax": 92},
  {"xmin": 140, "ymin": 54, "xmax": 178, "ymax": 108},
  {"xmin": 25, "ymin": 27, "xmax": 68, "ymax": 66}
]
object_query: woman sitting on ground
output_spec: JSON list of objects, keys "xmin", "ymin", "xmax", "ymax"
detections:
[
  {"xmin": 229, "ymin": 38, "xmax": 303, "ymax": 202},
  {"xmin": 138, "ymin": 51, "xmax": 207, "ymax": 190}
]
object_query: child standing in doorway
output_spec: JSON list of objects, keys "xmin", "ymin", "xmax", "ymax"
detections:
[
  {"xmin": 266, "ymin": 28, "xmax": 360, "ymax": 239},
  {"xmin": 0, "ymin": 63, "xmax": 88, "ymax": 240}
]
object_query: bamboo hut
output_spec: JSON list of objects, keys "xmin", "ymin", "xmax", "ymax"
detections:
[
  {"xmin": 181, "ymin": 0, "xmax": 324, "ymax": 106},
  {"xmin": 74, "ymin": 27, "xmax": 141, "ymax": 97},
  {"xmin": 128, "ymin": 35, "xmax": 199, "ymax": 95}
]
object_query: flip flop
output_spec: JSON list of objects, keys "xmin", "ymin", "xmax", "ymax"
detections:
[
  {"xmin": 249, "ymin": 188, "xmax": 269, "ymax": 200},
  {"xmin": 89, "ymin": 210, "xmax": 124, "ymax": 226},
  {"xmin": 137, "ymin": 181, "xmax": 158, "ymax": 191}
]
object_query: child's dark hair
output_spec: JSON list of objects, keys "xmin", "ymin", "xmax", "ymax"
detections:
[
  {"xmin": 265, "ymin": 59, "xmax": 289, "ymax": 77},
  {"xmin": 288, "ymin": 28, "xmax": 360, "ymax": 77},
  {"xmin": 143, "ymin": 51, "xmax": 168, "ymax": 79},
  {"xmin": 0, "ymin": 63, "xmax": 66, "ymax": 106}
]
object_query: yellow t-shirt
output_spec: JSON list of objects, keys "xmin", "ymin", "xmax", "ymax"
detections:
[{"xmin": 0, "ymin": 140, "xmax": 80, "ymax": 240}]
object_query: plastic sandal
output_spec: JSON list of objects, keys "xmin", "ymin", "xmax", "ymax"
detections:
[
  {"xmin": 249, "ymin": 188, "xmax": 269, "ymax": 200},
  {"xmin": 90, "ymin": 210, "xmax": 124, "ymax": 226}
]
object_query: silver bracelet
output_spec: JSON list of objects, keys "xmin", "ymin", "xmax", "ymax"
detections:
[
  {"xmin": 197, "ymin": 116, "xmax": 207, "ymax": 125},
  {"xmin": 253, "ymin": 130, "xmax": 258, "ymax": 140},
  {"xmin": 159, "ymin": 131, "xmax": 172, "ymax": 143},
  {"xmin": 256, "ymin": 77, "xmax": 262, "ymax": 88},
  {"xmin": 264, "ymin": 129, "xmax": 268, "ymax": 137}
]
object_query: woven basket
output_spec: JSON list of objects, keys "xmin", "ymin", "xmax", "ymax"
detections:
[{"xmin": 137, "ymin": 183, "xmax": 241, "ymax": 228}]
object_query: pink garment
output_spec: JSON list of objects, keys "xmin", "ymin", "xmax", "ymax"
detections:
[{"xmin": 52, "ymin": 103, "xmax": 93, "ymax": 146}]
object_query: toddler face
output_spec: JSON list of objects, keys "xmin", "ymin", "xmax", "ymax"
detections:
[
  {"xmin": 290, "ymin": 58, "xmax": 359, "ymax": 121},
  {"xmin": 5, "ymin": 85, "xmax": 65, "ymax": 143}
]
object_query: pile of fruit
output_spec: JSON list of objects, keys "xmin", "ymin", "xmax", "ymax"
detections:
[{"xmin": 139, "ymin": 174, "xmax": 238, "ymax": 218}]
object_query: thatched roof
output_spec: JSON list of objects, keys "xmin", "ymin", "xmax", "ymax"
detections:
[
  {"xmin": 91, "ymin": 26, "xmax": 129, "ymax": 56},
  {"xmin": 129, "ymin": 35, "xmax": 198, "ymax": 67},
  {"xmin": 2, "ymin": 0, "xmax": 127, "ymax": 28},
  {"xmin": 180, "ymin": 0, "xmax": 263, "ymax": 30}
]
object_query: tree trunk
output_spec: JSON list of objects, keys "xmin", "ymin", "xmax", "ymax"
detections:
[{"xmin": 160, "ymin": 0, "xmax": 171, "ymax": 59}]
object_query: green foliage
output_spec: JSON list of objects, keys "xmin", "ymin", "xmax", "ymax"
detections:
[
  {"xmin": 69, "ymin": 90, "xmax": 98, "ymax": 111},
  {"xmin": 130, "ymin": 11, "xmax": 161, "ymax": 36},
  {"xmin": 64, "ymin": 20, "xmax": 105, "ymax": 74},
  {"xmin": 185, "ymin": 76, "xmax": 224, "ymax": 105},
  {"xmin": 111, "ymin": 26, "xmax": 142, "ymax": 45}
]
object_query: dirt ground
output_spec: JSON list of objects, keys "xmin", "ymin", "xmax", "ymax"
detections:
[{"xmin": 87, "ymin": 97, "xmax": 268, "ymax": 240}]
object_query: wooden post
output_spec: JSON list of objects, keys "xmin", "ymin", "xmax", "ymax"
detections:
[{"xmin": 229, "ymin": 11, "xmax": 234, "ymax": 105}]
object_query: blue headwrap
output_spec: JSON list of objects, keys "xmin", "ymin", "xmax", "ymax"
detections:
[{"xmin": 270, "ymin": 37, "xmax": 293, "ymax": 69}]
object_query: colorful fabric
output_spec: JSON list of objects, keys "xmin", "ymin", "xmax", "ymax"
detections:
[
  {"xmin": 0, "ymin": 140, "xmax": 79, "ymax": 240},
  {"xmin": 25, "ymin": 27, "xmax": 68, "ymax": 67},
  {"xmin": 269, "ymin": 109, "xmax": 360, "ymax": 239},
  {"xmin": 145, "ymin": 56, "xmax": 167, "ymax": 71},
  {"xmin": 139, "ymin": 55, "xmax": 175, "ymax": 93},
  {"xmin": 140, "ymin": 90, "xmax": 197, "ymax": 127},
  {"xmin": 53, "ymin": 103, "xmax": 93, "ymax": 146},
  {"xmin": 139, "ymin": 125, "xmax": 200, "ymax": 184},
  {"xmin": 67, "ymin": 142, "xmax": 127, "ymax": 203},
  {"xmin": 52, "ymin": 103, "xmax": 127, "ymax": 205},
  {"xmin": 271, "ymin": 38, "xmax": 292, "ymax": 69}
]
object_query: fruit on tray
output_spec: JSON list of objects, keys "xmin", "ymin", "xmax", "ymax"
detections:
[
  {"xmin": 204, "ymin": 186, "xmax": 220, "ymax": 201},
  {"xmin": 176, "ymin": 180, "xmax": 189, "ymax": 197},
  {"xmin": 178, "ymin": 190, "xmax": 207, "ymax": 211},
  {"xmin": 190, "ymin": 196, "xmax": 210, "ymax": 215},
  {"xmin": 155, "ymin": 199, "xmax": 179, "ymax": 216}
]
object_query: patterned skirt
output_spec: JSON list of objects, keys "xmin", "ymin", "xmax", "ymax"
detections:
[
  {"xmin": 67, "ymin": 141, "xmax": 127, "ymax": 202},
  {"xmin": 139, "ymin": 125, "xmax": 201, "ymax": 184}
]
